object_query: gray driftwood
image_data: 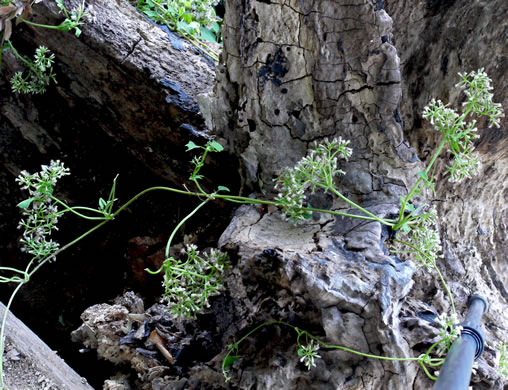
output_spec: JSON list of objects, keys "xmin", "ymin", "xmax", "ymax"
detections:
[{"xmin": 0, "ymin": 302, "xmax": 94, "ymax": 390}]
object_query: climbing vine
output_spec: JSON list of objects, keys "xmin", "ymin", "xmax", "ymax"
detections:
[{"xmin": 0, "ymin": 69, "xmax": 504, "ymax": 388}]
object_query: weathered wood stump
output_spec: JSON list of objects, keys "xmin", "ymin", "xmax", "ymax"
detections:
[{"xmin": 0, "ymin": 302, "xmax": 94, "ymax": 390}]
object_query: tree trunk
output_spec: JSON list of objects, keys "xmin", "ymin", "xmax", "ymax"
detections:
[{"xmin": 198, "ymin": 0, "xmax": 507, "ymax": 389}]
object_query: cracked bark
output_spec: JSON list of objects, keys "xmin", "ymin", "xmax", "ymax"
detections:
[{"xmin": 200, "ymin": 0, "xmax": 423, "ymax": 389}]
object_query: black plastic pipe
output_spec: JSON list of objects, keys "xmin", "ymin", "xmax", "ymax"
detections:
[{"xmin": 434, "ymin": 295, "xmax": 488, "ymax": 390}]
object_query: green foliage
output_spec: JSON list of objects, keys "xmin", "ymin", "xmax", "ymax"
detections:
[
  {"xmin": 132, "ymin": 0, "xmax": 221, "ymax": 61},
  {"xmin": 159, "ymin": 245, "xmax": 229, "ymax": 318},
  {"xmin": 10, "ymin": 45, "xmax": 57, "ymax": 94},
  {"xmin": 435, "ymin": 313, "xmax": 463, "ymax": 356},
  {"xmin": 297, "ymin": 339, "xmax": 321, "ymax": 370},
  {"xmin": 15, "ymin": 161, "xmax": 70, "ymax": 262},
  {"xmin": 1, "ymin": 70, "xmax": 505, "ymax": 386},
  {"xmin": 135, "ymin": 0, "xmax": 220, "ymax": 40},
  {"xmin": 274, "ymin": 137, "xmax": 352, "ymax": 222},
  {"xmin": 221, "ymin": 70, "xmax": 504, "ymax": 382},
  {"xmin": 54, "ymin": 0, "xmax": 88, "ymax": 37},
  {"xmin": 1, "ymin": 0, "xmax": 89, "ymax": 94},
  {"xmin": 497, "ymin": 343, "xmax": 508, "ymax": 380}
]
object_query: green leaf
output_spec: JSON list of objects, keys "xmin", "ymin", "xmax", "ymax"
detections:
[
  {"xmin": 400, "ymin": 223, "xmax": 411, "ymax": 234},
  {"xmin": 302, "ymin": 203, "xmax": 313, "ymax": 219},
  {"xmin": 143, "ymin": 9, "xmax": 159, "ymax": 18},
  {"xmin": 181, "ymin": 12, "xmax": 193, "ymax": 23},
  {"xmin": 199, "ymin": 27, "xmax": 216, "ymax": 43},
  {"xmin": 217, "ymin": 186, "xmax": 230, "ymax": 192},
  {"xmin": 186, "ymin": 141, "xmax": 200, "ymax": 151},
  {"xmin": 223, "ymin": 355, "xmax": 241, "ymax": 369},
  {"xmin": 211, "ymin": 21, "xmax": 220, "ymax": 34},
  {"xmin": 405, "ymin": 203, "xmax": 416, "ymax": 212},
  {"xmin": 297, "ymin": 348, "xmax": 304, "ymax": 357},
  {"xmin": 189, "ymin": 21, "xmax": 200, "ymax": 31},
  {"xmin": 208, "ymin": 140, "xmax": 223, "ymax": 152},
  {"xmin": 177, "ymin": 20, "xmax": 191, "ymax": 34},
  {"xmin": 17, "ymin": 198, "xmax": 35, "ymax": 209},
  {"xmin": 417, "ymin": 171, "xmax": 429, "ymax": 181},
  {"xmin": 99, "ymin": 198, "xmax": 106, "ymax": 210}
]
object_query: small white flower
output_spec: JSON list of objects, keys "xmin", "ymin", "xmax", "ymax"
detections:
[{"xmin": 298, "ymin": 340, "xmax": 321, "ymax": 370}]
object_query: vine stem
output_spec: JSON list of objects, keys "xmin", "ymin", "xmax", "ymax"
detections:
[
  {"xmin": 222, "ymin": 320, "xmax": 443, "ymax": 380},
  {"xmin": 329, "ymin": 187, "xmax": 393, "ymax": 226},
  {"xmin": 164, "ymin": 200, "xmax": 208, "ymax": 260},
  {"xmin": 1, "ymin": 184, "xmax": 394, "ymax": 284},
  {"xmin": 27, "ymin": 220, "xmax": 109, "ymax": 278},
  {"xmin": 19, "ymin": 19, "xmax": 62, "ymax": 30}
]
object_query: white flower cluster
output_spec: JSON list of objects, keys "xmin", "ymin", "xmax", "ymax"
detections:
[
  {"xmin": 274, "ymin": 137, "xmax": 352, "ymax": 223},
  {"xmin": 298, "ymin": 340, "xmax": 321, "ymax": 370},
  {"xmin": 401, "ymin": 207, "xmax": 442, "ymax": 270},
  {"xmin": 446, "ymin": 151, "xmax": 480, "ymax": 183},
  {"xmin": 161, "ymin": 244, "xmax": 229, "ymax": 319},
  {"xmin": 422, "ymin": 70, "xmax": 504, "ymax": 183},
  {"xmin": 15, "ymin": 161, "xmax": 70, "ymax": 261},
  {"xmin": 423, "ymin": 99, "xmax": 460, "ymax": 132},
  {"xmin": 456, "ymin": 68, "xmax": 505, "ymax": 129},
  {"xmin": 11, "ymin": 46, "xmax": 56, "ymax": 95},
  {"xmin": 436, "ymin": 312, "xmax": 463, "ymax": 356}
]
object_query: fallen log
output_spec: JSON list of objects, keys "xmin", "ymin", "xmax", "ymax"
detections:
[{"xmin": 0, "ymin": 302, "xmax": 94, "ymax": 390}]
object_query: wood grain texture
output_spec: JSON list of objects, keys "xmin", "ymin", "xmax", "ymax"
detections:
[{"xmin": 0, "ymin": 302, "xmax": 94, "ymax": 390}]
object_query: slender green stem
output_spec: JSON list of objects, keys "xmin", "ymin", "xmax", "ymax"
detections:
[
  {"xmin": 329, "ymin": 187, "xmax": 393, "ymax": 226},
  {"xmin": 222, "ymin": 320, "xmax": 436, "ymax": 380},
  {"xmin": 165, "ymin": 266, "xmax": 210, "ymax": 280},
  {"xmin": 19, "ymin": 19, "xmax": 62, "ymax": 30},
  {"xmin": 419, "ymin": 360, "xmax": 438, "ymax": 380},
  {"xmin": 105, "ymin": 185, "xmax": 391, "ymax": 224},
  {"xmin": 0, "ymin": 267, "xmax": 28, "ymax": 276},
  {"xmin": 432, "ymin": 263, "xmax": 456, "ymax": 316},
  {"xmin": 51, "ymin": 197, "xmax": 109, "ymax": 220},
  {"xmin": 54, "ymin": 201, "xmax": 105, "ymax": 215},
  {"xmin": 28, "ymin": 220, "xmax": 109, "ymax": 278},
  {"xmin": 0, "ymin": 277, "xmax": 23, "ymax": 283},
  {"xmin": 6, "ymin": 40, "xmax": 34, "ymax": 70},
  {"xmin": 164, "ymin": 200, "xmax": 209, "ymax": 259},
  {"xmin": 396, "ymin": 136, "xmax": 448, "ymax": 228}
]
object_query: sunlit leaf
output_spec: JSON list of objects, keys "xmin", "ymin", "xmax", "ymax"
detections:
[
  {"xmin": 186, "ymin": 141, "xmax": 200, "ymax": 151},
  {"xmin": 417, "ymin": 171, "xmax": 429, "ymax": 181},
  {"xmin": 223, "ymin": 355, "xmax": 241, "ymax": 369},
  {"xmin": 17, "ymin": 197, "xmax": 35, "ymax": 209},
  {"xmin": 199, "ymin": 26, "xmax": 216, "ymax": 43},
  {"xmin": 211, "ymin": 21, "xmax": 220, "ymax": 34},
  {"xmin": 208, "ymin": 140, "xmax": 223, "ymax": 152}
]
